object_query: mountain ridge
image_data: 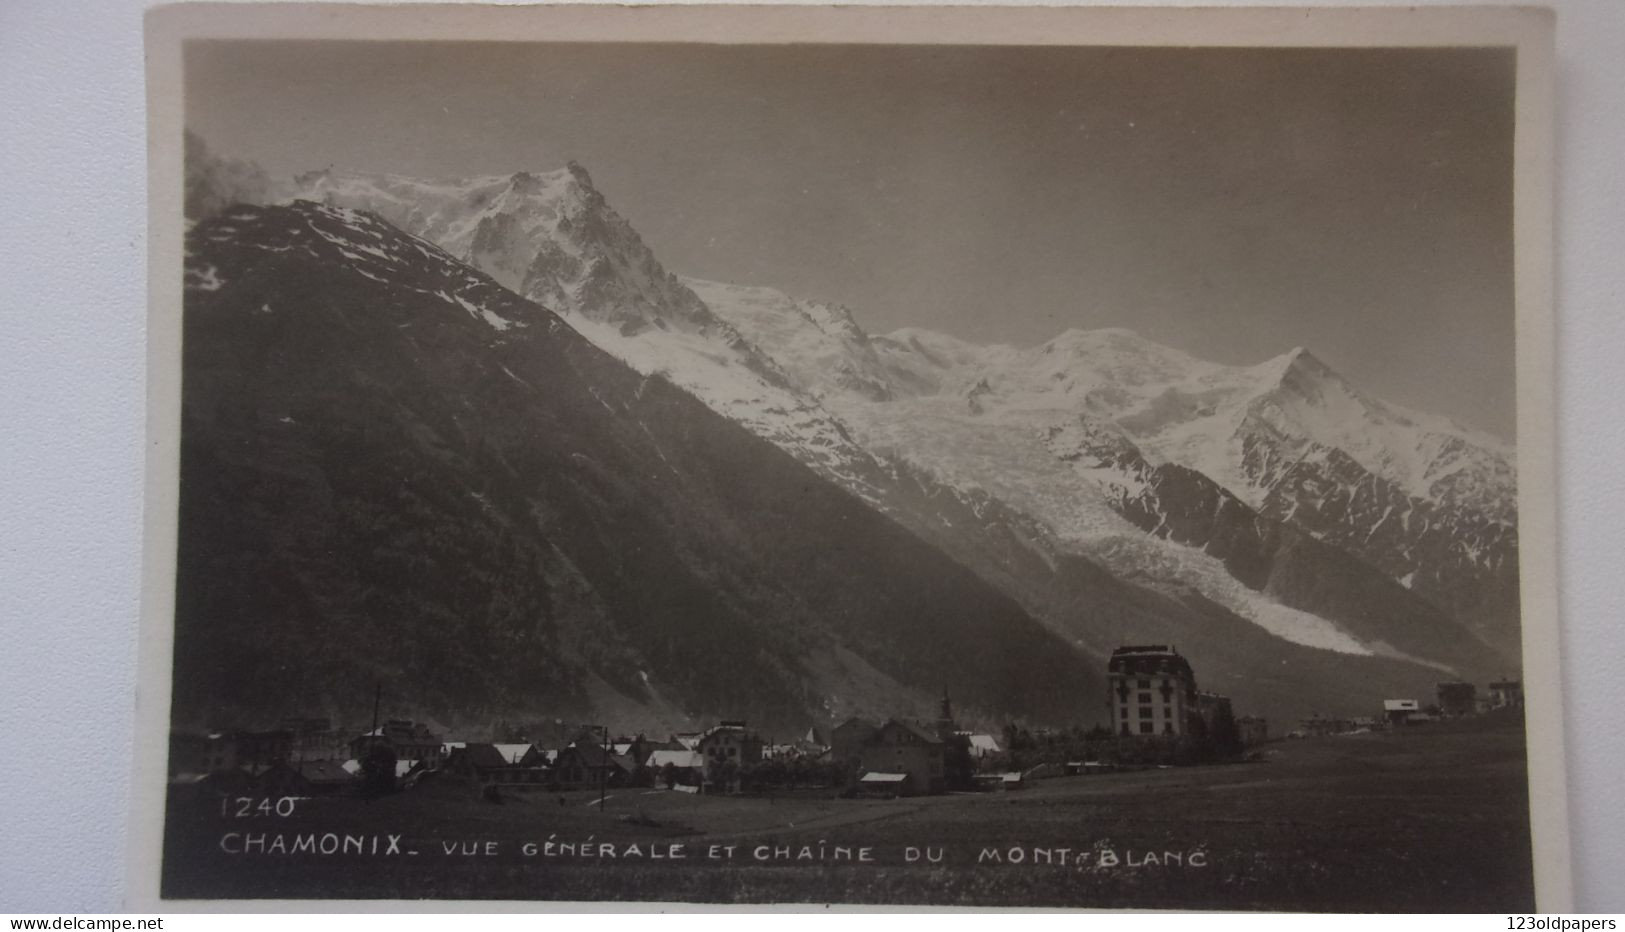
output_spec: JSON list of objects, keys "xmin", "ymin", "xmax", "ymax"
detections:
[{"xmin": 261, "ymin": 155, "xmax": 1521, "ymax": 714}]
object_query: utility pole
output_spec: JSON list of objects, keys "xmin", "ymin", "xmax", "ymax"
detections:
[
  {"xmin": 370, "ymin": 682, "xmax": 382, "ymax": 751},
  {"xmin": 599, "ymin": 724, "xmax": 611, "ymax": 811}
]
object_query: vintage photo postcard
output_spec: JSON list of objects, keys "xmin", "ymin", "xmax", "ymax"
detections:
[{"xmin": 133, "ymin": 3, "xmax": 1566, "ymax": 912}]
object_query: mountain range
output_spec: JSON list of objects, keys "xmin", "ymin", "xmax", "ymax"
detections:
[
  {"xmin": 176, "ymin": 135, "xmax": 1522, "ymax": 733},
  {"xmin": 177, "ymin": 199, "xmax": 1096, "ymax": 736}
]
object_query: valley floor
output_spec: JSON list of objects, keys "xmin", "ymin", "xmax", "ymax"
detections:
[{"xmin": 161, "ymin": 714, "xmax": 1534, "ymax": 912}]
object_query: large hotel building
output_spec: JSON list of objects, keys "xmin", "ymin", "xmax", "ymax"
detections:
[{"xmin": 1106, "ymin": 644, "xmax": 1207, "ymax": 737}]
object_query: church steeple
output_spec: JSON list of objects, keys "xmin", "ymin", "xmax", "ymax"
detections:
[{"xmin": 936, "ymin": 686, "xmax": 956, "ymax": 739}]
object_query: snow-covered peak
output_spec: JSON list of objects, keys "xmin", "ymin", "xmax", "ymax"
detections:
[
  {"xmin": 683, "ymin": 278, "xmax": 896, "ymax": 401},
  {"xmin": 712, "ymin": 303, "xmax": 1514, "ymax": 517},
  {"xmin": 1233, "ymin": 343, "xmax": 1512, "ymax": 509},
  {"xmin": 287, "ymin": 163, "xmax": 729, "ymax": 338},
  {"xmin": 291, "ymin": 167, "xmax": 588, "ymax": 270}
]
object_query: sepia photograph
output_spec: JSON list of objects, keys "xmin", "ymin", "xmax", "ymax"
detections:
[{"xmin": 135, "ymin": 3, "xmax": 1563, "ymax": 912}]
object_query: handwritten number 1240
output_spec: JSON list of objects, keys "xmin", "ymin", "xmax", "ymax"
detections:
[{"xmin": 220, "ymin": 796, "xmax": 298, "ymax": 818}]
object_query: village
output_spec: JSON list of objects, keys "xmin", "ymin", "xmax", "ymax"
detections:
[{"xmin": 167, "ymin": 645, "xmax": 1526, "ymax": 805}]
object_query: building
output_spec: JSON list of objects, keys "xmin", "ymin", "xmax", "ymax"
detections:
[
  {"xmin": 228, "ymin": 730, "xmax": 294, "ymax": 770},
  {"xmin": 696, "ymin": 721, "xmax": 765, "ymax": 769},
  {"xmin": 830, "ymin": 717, "xmax": 880, "ymax": 770},
  {"xmin": 855, "ymin": 719, "xmax": 946, "ymax": 796},
  {"xmin": 176, "ymin": 729, "xmax": 295, "ymax": 775},
  {"xmin": 443, "ymin": 743, "xmax": 550, "ymax": 787},
  {"xmin": 349, "ymin": 720, "xmax": 445, "ymax": 767},
  {"xmin": 1383, "ymin": 699, "xmax": 1421, "ymax": 725},
  {"xmin": 644, "ymin": 749, "xmax": 704, "ymax": 787},
  {"xmin": 1436, "ymin": 682, "xmax": 1478, "ymax": 718},
  {"xmin": 857, "ymin": 771, "xmax": 911, "ymax": 796},
  {"xmin": 281, "ymin": 717, "xmax": 343, "ymax": 760},
  {"xmin": 293, "ymin": 759, "xmax": 356, "ymax": 796},
  {"xmin": 1194, "ymin": 692, "xmax": 1233, "ymax": 734},
  {"xmin": 694, "ymin": 721, "xmax": 764, "ymax": 792},
  {"xmin": 1235, "ymin": 716, "xmax": 1269, "ymax": 747},
  {"xmin": 1488, "ymin": 679, "xmax": 1524, "ymax": 709},
  {"xmin": 552, "ymin": 742, "xmax": 623, "ymax": 789},
  {"xmin": 1105, "ymin": 645, "xmax": 1201, "ymax": 737},
  {"xmin": 491, "ymin": 743, "xmax": 535, "ymax": 766},
  {"xmin": 442, "ymin": 743, "xmax": 513, "ymax": 780},
  {"xmin": 958, "ymin": 732, "xmax": 1002, "ymax": 760},
  {"xmin": 972, "ymin": 771, "xmax": 1027, "ymax": 792},
  {"xmin": 1299, "ymin": 715, "xmax": 1355, "ymax": 738},
  {"xmin": 519, "ymin": 746, "xmax": 558, "ymax": 769},
  {"xmin": 251, "ymin": 761, "xmax": 317, "ymax": 798}
]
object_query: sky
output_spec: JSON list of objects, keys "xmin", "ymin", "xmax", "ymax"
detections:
[{"xmin": 185, "ymin": 41, "xmax": 1517, "ymax": 439}]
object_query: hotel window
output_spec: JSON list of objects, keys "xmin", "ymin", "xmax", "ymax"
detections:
[
  {"xmin": 1139, "ymin": 705, "xmax": 1153, "ymax": 719},
  {"xmin": 1139, "ymin": 722, "xmax": 1155, "ymax": 734},
  {"xmin": 1137, "ymin": 678, "xmax": 1151, "ymax": 688},
  {"xmin": 1138, "ymin": 692, "xmax": 1152, "ymax": 703}
]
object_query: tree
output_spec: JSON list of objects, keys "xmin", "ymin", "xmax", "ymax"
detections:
[
  {"xmin": 1207, "ymin": 705, "xmax": 1242, "ymax": 760},
  {"xmin": 705, "ymin": 756, "xmax": 739, "ymax": 794},
  {"xmin": 360, "ymin": 743, "xmax": 397, "ymax": 798},
  {"xmin": 943, "ymin": 734, "xmax": 975, "ymax": 790}
]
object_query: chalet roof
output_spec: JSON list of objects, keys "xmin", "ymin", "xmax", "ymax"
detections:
[
  {"xmin": 880, "ymin": 719, "xmax": 944, "ymax": 745},
  {"xmin": 963, "ymin": 734, "xmax": 1001, "ymax": 754},
  {"xmin": 833, "ymin": 716, "xmax": 878, "ymax": 734},
  {"xmin": 448, "ymin": 743, "xmax": 511, "ymax": 770},
  {"xmin": 298, "ymin": 759, "xmax": 354, "ymax": 784},
  {"xmin": 1111, "ymin": 644, "xmax": 1177, "ymax": 657},
  {"xmin": 356, "ymin": 721, "xmax": 440, "ymax": 743},
  {"xmin": 645, "ymin": 749, "xmax": 703, "ymax": 770},
  {"xmin": 333, "ymin": 759, "xmax": 412, "ymax": 782},
  {"xmin": 520, "ymin": 746, "xmax": 559, "ymax": 766},
  {"xmin": 859, "ymin": 771, "xmax": 908, "ymax": 783},
  {"xmin": 1107, "ymin": 646, "xmax": 1195, "ymax": 680},
  {"xmin": 492, "ymin": 743, "xmax": 534, "ymax": 764},
  {"xmin": 562, "ymin": 742, "xmax": 616, "ymax": 768},
  {"xmin": 698, "ymin": 722, "xmax": 757, "ymax": 742}
]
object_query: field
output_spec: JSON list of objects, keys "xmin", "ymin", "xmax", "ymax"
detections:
[{"xmin": 161, "ymin": 714, "xmax": 1535, "ymax": 911}]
